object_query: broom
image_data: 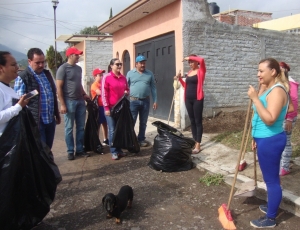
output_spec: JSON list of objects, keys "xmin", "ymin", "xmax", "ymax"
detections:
[{"xmin": 218, "ymin": 99, "xmax": 252, "ymax": 230}]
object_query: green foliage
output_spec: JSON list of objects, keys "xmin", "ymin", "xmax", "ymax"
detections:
[
  {"xmin": 77, "ymin": 26, "xmax": 102, "ymax": 35},
  {"xmin": 199, "ymin": 173, "xmax": 224, "ymax": 186},
  {"xmin": 46, "ymin": 45, "xmax": 63, "ymax": 78},
  {"xmin": 109, "ymin": 7, "xmax": 113, "ymax": 19},
  {"xmin": 17, "ymin": 59, "xmax": 28, "ymax": 68}
]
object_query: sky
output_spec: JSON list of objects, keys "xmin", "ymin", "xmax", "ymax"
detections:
[{"xmin": 0, "ymin": 0, "xmax": 299, "ymax": 55}]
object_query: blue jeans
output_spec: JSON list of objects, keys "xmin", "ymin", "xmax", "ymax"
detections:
[
  {"xmin": 105, "ymin": 114, "xmax": 122, "ymax": 155},
  {"xmin": 254, "ymin": 132, "xmax": 286, "ymax": 219},
  {"xmin": 130, "ymin": 98, "xmax": 150, "ymax": 142},
  {"xmin": 39, "ymin": 118, "xmax": 56, "ymax": 149},
  {"xmin": 64, "ymin": 99, "xmax": 86, "ymax": 154}
]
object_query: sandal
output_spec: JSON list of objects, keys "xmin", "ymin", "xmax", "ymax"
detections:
[{"xmin": 192, "ymin": 148, "xmax": 201, "ymax": 154}]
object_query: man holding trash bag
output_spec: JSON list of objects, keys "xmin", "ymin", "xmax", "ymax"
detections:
[{"xmin": 126, "ymin": 55, "xmax": 157, "ymax": 147}]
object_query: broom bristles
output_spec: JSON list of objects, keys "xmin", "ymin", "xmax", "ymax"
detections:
[{"xmin": 218, "ymin": 204, "xmax": 236, "ymax": 230}]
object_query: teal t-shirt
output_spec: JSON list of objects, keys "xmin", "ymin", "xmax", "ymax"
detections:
[
  {"xmin": 126, "ymin": 68, "xmax": 157, "ymax": 102},
  {"xmin": 252, "ymin": 84, "xmax": 288, "ymax": 138}
]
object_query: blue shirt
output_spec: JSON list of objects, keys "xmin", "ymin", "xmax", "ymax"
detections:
[
  {"xmin": 252, "ymin": 84, "xmax": 288, "ymax": 138},
  {"xmin": 126, "ymin": 68, "xmax": 157, "ymax": 102},
  {"xmin": 14, "ymin": 66, "xmax": 55, "ymax": 124}
]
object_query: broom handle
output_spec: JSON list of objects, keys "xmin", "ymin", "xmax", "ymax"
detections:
[
  {"xmin": 240, "ymin": 118, "xmax": 252, "ymax": 161},
  {"xmin": 168, "ymin": 70, "xmax": 181, "ymax": 124},
  {"xmin": 227, "ymin": 99, "xmax": 252, "ymax": 209}
]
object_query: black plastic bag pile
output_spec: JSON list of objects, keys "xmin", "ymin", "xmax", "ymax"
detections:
[
  {"xmin": 148, "ymin": 121, "xmax": 195, "ymax": 172},
  {"xmin": 0, "ymin": 108, "xmax": 62, "ymax": 230},
  {"xmin": 84, "ymin": 97, "xmax": 103, "ymax": 154},
  {"xmin": 111, "ymin": 95, "xmax": 140, "ymax": 153}
]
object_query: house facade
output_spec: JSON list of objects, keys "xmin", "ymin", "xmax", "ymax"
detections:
[{"xmin": 98, "ymin": 0, "xmax": 300, "ymax": 129}]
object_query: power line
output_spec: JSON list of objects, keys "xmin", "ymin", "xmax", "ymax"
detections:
[
  {"xmin": 0, "ymin": 1, "xmax": 48, "ymax": 5},
  {"xmin": 0, "ymin": 6, "xmax": 97, "ymax": 28},
  {"xmin": 0, "ymin": 25, "xmax": 51, "ymax": 46}
]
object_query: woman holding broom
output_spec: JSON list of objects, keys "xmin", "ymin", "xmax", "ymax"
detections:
[
  {"xmin": 174, "ymin": 54, "xmax": 206, "ymax": 154},
  {"xmin": 248, "ymin": 58, "xmax": 289, "ymax": 228}
]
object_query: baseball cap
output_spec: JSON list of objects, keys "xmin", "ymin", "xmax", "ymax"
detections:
[
  {"xmin": 66, "ymin": 47, "xmax": 83, "ymax": 57},
  {"xmin": 136, "ymin": 55, "xmax": 147, "ymax": 62},
  {"xmin": 92, "ymin": 68, "xmax": 105, "ymax": 77}
]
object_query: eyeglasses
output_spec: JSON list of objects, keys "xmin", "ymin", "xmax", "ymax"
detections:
[{"xmin": 115, "ymin": 63, "xmax": 123, "ymax": 67}]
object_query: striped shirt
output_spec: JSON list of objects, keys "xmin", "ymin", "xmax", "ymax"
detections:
[{"xmin": 14, "ymin": 66, "xmax": 55, "ymax": 124}]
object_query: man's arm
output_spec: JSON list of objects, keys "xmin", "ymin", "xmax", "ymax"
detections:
[
  {"xmin": 56, "ymin": 79, "xmax": 67, "ymax": 114},
  {"xmin": 150, "ymin": 72, "xmax": 157, "ymax": 110},
  {"xmin": 81, "ymin": 85, "xmax": 90, "ymax": 101}
]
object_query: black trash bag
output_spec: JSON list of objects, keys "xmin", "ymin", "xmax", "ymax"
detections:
[
  {"xmin": 0, "ymin": 108, "xmax": 62, "ymax": 230},
  {"xmin": 148, "ymin": 121, "xmax": 195, "ymax": 172},
  {"xmin": 111, "ymin": 95, "xmax": 125, "ymax": 120},
  {"xmin": 84, "ymin": 97, "xmax": 103, "ymax": 153},
  {"xmin": 112, "ymin": 96, "xmax": 140, "ymax": 153}
]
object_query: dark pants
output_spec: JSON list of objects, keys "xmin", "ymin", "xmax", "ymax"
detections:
[
  {"xmin": 39, "ymin": 118, "xmax": 56, "ymax": 149},
  {"xmin": 185, "ymin": 98, "xmax": 204, "ymax": 143}
]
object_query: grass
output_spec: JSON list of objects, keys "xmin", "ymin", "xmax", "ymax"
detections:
[
  {"xmin": 199, "ymin": 173, "xmax": 224, "ymax": 186},
  {"xmin": 211, "ymin": 119, "xmax": 300, "ymax": 159}
]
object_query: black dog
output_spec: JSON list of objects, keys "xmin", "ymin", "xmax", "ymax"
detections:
[{"xmin": 102, "ymin": 185, "xmax": 133, "ymax": 224}]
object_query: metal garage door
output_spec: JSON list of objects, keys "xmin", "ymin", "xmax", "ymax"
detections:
[{"xmin": 135, "ymin": 32, "xmax": 176, "ymax": 121}]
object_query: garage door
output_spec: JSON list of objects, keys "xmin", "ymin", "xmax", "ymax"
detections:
[{"xmin": 135, "ymin": 32, "xmax": 176, "ymax": 121}]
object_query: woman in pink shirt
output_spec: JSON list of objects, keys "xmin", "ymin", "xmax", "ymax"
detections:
[
  {"xmin": 279, "ymin": 62, "xmax": 299, "ymax": 176},
  {"xmin": 102, "ymin": 58, "xmax": 129, "ymax": 160}
]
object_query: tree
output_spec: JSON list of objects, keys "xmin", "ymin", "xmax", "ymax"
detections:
[
  {"xmin": 46, "ymin": 45, "xmax": 63, "ymax": 78},
  {"xmin": 109, "ymin": 7, "xmax": 113, "ymax": 19},
  {"xmin": 76, "ymin": 26, "xmax": 102, "ymax": 35}
]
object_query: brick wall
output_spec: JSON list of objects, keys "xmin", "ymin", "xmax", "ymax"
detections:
[
  {"xmin": 213, "ymin": 10, "xmax": 272, "ymax": 26},
  {"xmin": 84, "ymin": 40, "xmax": 113, "ymax": 95},
  {"xmin": 178, "ymin": 0, "xmax": 300, "ymax": 128}
]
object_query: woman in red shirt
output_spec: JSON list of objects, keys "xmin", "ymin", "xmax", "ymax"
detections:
[{"xmin": 176, "ymin": 54, "xmax": 206, "ymax": 154}]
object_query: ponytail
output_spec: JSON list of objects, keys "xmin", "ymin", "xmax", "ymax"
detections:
[{"xmin": 275, "ymin": 70, "xmax": 289, "ymax": 93}]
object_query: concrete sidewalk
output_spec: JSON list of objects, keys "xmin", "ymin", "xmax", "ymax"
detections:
[{"xmin": 143, "ymin": 117, "xmax": 300, "ymax": 217}]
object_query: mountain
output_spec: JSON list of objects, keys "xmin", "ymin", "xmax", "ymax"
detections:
[{"xmin": 0, "ymin": 44, "xmax": 27, "ymax": 61}]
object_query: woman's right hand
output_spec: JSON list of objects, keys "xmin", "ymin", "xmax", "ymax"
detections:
[
  {"xmin": 18, "ymin": 95, "xmax": 29, "ymax": 108},
  {"xmin": 173, "ymin": 73, "xmax": 182, "ymax": 80},
  {"xmin": 105, "ymin": 110, "xmax": 111, "ymax": 116}
]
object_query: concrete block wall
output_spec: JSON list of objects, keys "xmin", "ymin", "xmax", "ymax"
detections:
[
  {"xmin": 179, "ymin": 0, "xmax": 300, "ymax": 129},
  {"xmin": 84, "ymin": 40, "xmax": 113, "ymax": 95}
]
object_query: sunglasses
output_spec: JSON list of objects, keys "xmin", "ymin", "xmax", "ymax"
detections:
[{"xmin": 115, "ymin": 63, "xmax": 123, "ymax": 67}]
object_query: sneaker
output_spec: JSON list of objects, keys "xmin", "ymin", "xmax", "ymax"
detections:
[
  {"xmin": 259, "ymin": 205, "xmax": 268, "ymax": 214},
  {"xmin": 118, "ymin": 151, "xmax": 127, "ymax": 157},
  {"xmin": 75, "ymin": 151, "xmax": 90, "ymax": 157},
  {"xmin": 139, "ymin": 141, "xmax": 148, "ymax": 147},
  {"xmin": 250, "ymin": 216, "xmax": 276, "ymax": 228},
  {"xmin": 68, "ymin": 153, "xmax": 75, "ymax": 160},
  {"xmin": 280, "ymin": 168, "xmax": 290, "ymax": 176},
  {"xmin": 103, "ymin": 139, "xmax": 109, "ymax": 146},
  {"xmin": 112, "ymin": 154, "xmax": 119, "ymax": 160}
]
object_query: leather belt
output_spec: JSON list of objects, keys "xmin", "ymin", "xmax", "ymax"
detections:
[{"xmin": 130, "ymin": 96, "xmax": 149, "ymax": 101}]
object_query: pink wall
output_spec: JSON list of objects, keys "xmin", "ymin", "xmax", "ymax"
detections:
[{"xmin": 113, "ymin": 1, "xmax": 183, "ymax": 74}]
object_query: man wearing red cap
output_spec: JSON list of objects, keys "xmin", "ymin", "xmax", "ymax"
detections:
[
  {"xmin": 91, "ymin": 68, "xmax": 108, "ymax": 146},
  {"xmin": 56, "ymin": 47, "xmax": 90, "ymax": 160}
]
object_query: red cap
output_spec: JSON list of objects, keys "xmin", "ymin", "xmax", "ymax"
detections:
[
  {"xmin": 92, "ymin": 68, "xmax": 105, "ymax": 77},
  {"xmin": 279, "ymin": 62, "xmax": 290, "ymax": 72},
  {"xmin": 66, "ymin": 47, "xmax": 83, "ymax": 56}
]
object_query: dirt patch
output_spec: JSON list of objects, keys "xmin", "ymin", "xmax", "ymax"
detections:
[{"xmin": 203, "ymin": 110, "xmax": 247, "ymax": 133}]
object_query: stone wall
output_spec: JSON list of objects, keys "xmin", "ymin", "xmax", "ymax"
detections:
[
  {"xmin": 178, "ymin": 0, "xmax": 300, "ymax": 128},
  {"xmin": 84, "ymin": 40, "xmax": 113, "ymax": 95}
]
